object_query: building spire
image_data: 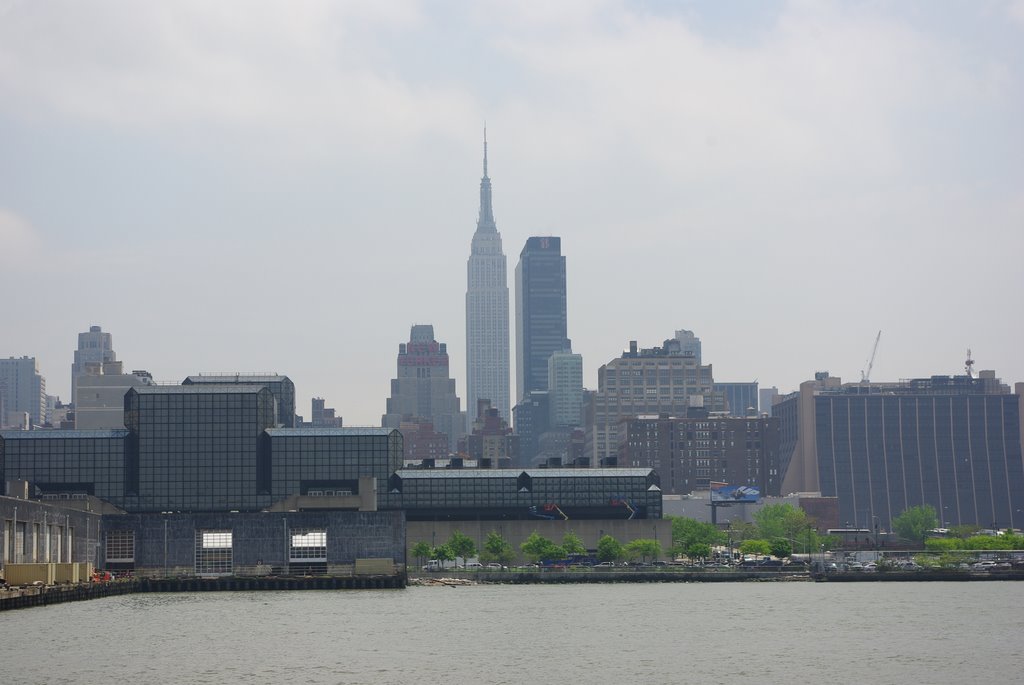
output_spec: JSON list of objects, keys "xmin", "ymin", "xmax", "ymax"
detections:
[{"xmin": 477, "ymin": 127, "xmax": 496, "ymax": 231}]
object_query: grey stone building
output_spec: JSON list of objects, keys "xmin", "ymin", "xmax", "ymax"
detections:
[
  {"xmin": 465, "ymin": 131, "xmax": 510, "ymax": 429},
  {"xmin": 382, "ymin": 325, "xmax": 464, "ymax": 453}
]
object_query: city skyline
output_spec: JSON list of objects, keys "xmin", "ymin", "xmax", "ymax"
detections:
[{"xmin": 1, "ymin": 2, "xmax": 1022, "ymax": 425}]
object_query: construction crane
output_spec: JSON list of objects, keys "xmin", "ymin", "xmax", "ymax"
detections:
[{"xmin": 860, "ymin": 330, "xmax": 882, "ymax": 383}]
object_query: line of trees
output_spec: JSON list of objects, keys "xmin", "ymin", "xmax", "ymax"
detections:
[
  {"xmin": 669, "ymin": 503, "xmax": 835, "ymax": 561},
  {"xmin": 410, "ymin": 530, "xmax": 666, "ymax": 567}
]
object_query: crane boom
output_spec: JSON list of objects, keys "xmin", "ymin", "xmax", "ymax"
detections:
[{"xmin": 861, "ymin": 330, "xmax": 882, "ymax": 383}]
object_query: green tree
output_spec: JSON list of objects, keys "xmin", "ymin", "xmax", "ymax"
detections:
[
  {"xmin": 892, "ymin": 505, "xmax": 939, "ymax": 545},
  {"xmin": 671, "ymin": 517, "xmax": 725, "ymax": 557},
  {"xmin": 753, "ymin": 503, "xmax": 812, "ymax": 542},
  {"xmin": 561, "ymin": 531, "xmax": 587, "ymax": 557},
  {"xmin": 479, "ymin": 531, "xmax": 514, "ymax": 566},
  {"xmin": 411, "ymin": 541, "xmax": 432, "ymax": 567},
  {"xmin": 727, "ymin": 519, "xmax": 758, "ymax": 543},
  {"xmin": 520, "ymin": 532, "xmax": 564, "ymax": 564},
  {"xmin": 596, "ymin": 535, "xmax": 623, "ymax": 563},
  {"xmin": 686, "ymin": 542, "xmax": 712, "ymax": 562},
  {"xmin": 739, "ymin": 539, "xmax": 772, "ymax": 557},
  {"xmin": 624, "ymin": 538, "xmax": 662, "ymax": 563},
  {"xmin": 769, "ymin": 538, "xmax": 792, "ymax": 559},
  {"xmin": 949, "ymin": 524, "xmax": 981, "ymax": 539},
  {"xmin": 432, "ymin": 543, "xmax": 455, "ymax": 565},
  {"xmin": 924, "ymin": 537, "xmax": 961, "ymax": 552},
  {"xmin": 446, "ymin": 530, "xmax": 477, "ymax": 561}
]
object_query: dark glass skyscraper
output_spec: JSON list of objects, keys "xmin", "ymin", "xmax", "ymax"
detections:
[{"xmin": 515, "ymin": 236, "xmax": 568, "ymax": 403}]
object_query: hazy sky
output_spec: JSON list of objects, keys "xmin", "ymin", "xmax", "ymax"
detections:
[{"xmin": 2, "ymin": 0, "xmax": 1022, "ymax": 425}]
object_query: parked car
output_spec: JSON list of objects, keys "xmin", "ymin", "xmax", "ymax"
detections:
[
  {"xmin": 485, "ymin": 563, "xmax": 506, "ymax": 570},
  {"xmin": 595, "ymin": 561, "xmax": 616, "ymax": 568}
]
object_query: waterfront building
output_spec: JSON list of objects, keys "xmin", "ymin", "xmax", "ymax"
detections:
[
  {"xmin": 393, "ymin": 467, "xmax": 661, "ymax": 521},
  {"xmin": 382, "ymin": 325, "xmax": 463, "ymax": 452},
  {"xmin": 3, "ymin": 379, "xmax": 664, "ymax": 526},
  {"xmin": 0, "ymin": 356, "xmax": 46, "ymax": 428},
  {"xmin": 99, "ymin": 510, "xmax": 404, "ymax": 577},
  {"xmin": 75, "ymin": 363, "xmax": 154, "ymax": 429},
  {"xmin": 465, "ymin": 132, "xmax": 510, "ymax": 429},
  {"xmin": 714, "ymin": 382, "xmax": 759, "ymax": 417},
  {"xmin": 515, "ymin": 236, "xmax": 568, "ymax": 403},
  {"xmin": 182, "ymin": 373, "xmax": 296, "ymax": 428},
  {"xmin": 0, "ymin": 485, "xmax": 102, "ymax": 567},
  {"xmin": 775, "ymin": 371, "xmax": 1024, "ymax": 530},
  {"xmin": 618, "ymin": 413, "xmax": 781, "ymax": 496},
  {"xmin": 1, "ymin": 384, "xmax": 402, "ymax": 513},
  {"xmin": 71, "ymin": 325, "xmax": 116, "ymax": 406},
  {"xmin": 587, "ymin": 338, "xmax": 725, "ymax": 465}
]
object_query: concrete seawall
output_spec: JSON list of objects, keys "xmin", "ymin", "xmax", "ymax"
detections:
[{"xmin": 0, "ymin": 573, "xmax": 407, "ymax": 612}]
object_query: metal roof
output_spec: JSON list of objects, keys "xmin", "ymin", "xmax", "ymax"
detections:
[
  {"xmin": 0, "ymin": 429, "xmax": 129, "ymax": 440},
  {"xmin": 131, "ymin": 384, "xmax": 267, "ymax": 395},
  {"xmin": 266, "ymin": 428, "xmax": 396, "ymax": 437},
  {"xmin": 395, "ymin": 468, "xmax": 654, "ymax": 479},
  {"xmin": 184, "ymin": 375, "xmax": 291, "ymax": 384}
]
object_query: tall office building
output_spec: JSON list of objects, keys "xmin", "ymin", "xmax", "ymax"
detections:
[
  {"xmin": 465, "ymin": 131, "xmax": 510, "ymax": 428},
  {"xmin": 587, "ymin": 338, "xmax": 724, "ymax": 465},
  {"xmin": 515, "ymin": 236, "xmax": 568, "ymax": 402},
  {"xmin": 775, "ymin": 371, "xmax": 1024, "ymax": 530},
  {"xmin": 382, "ymin": 325, "xmax": 464, "ymax": 453},
  {"xmin": 548, "ymin": 350, "xmax": 583, "ymax": 428},
  {"xmin": 71, "ymin": 325, "xmax": 116, "ymax": 405},
  {"xmin": 0, "ymin": 356, "xmax": 46, "ymax": 428}
]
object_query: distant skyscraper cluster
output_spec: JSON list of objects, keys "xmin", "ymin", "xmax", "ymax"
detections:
[{"xmin": 3, "ymin": 133, "xmax": 1024, "ymax": 534}]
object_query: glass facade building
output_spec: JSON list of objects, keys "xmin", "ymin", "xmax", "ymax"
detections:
[
  {"xmin": 515, "ymin": 236, "xmax": 568, "ymax": 403},
  {"xmin": 0, "ymin": 429, "xmax": 127, "ymax": 500},
  {"xmin": 393, "ymin": 468, "xmax": 661, "ymax": 521},
  {"xmin": 3, "ymin": 385, "xmax": 665, "ymax": 523},
  {"xmin": 1, "ymin": 386, "xmax": 403, "ymax": 514},
  {"xmin": 182, "ymin": 374, "xmax": 296, "ymax": 428},
  {"xmin": 268, "ymin": 428, "xmax": 403, "ymax": 509},
  {"xmin": 124, "ymin": 385, "xmax": 276, "ymax": 512}
]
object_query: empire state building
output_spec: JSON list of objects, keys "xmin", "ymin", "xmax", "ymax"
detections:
[{"xmin": 465, "ymin": 131, "xmax": 510, "ymax": 429}]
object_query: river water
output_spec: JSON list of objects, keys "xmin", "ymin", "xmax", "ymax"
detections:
[{"xmin": 3, "ymin": 582, "xmax": 1022, "ymax": 684}]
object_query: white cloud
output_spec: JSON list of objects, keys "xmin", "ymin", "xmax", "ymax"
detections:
[
  {"xmin": 0, "ymin": 0, "xmax": 474, "ymax": 156},
  {"xmin": 0, "ymin": 1, "xmax": 1021, "ymax": 418}
]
